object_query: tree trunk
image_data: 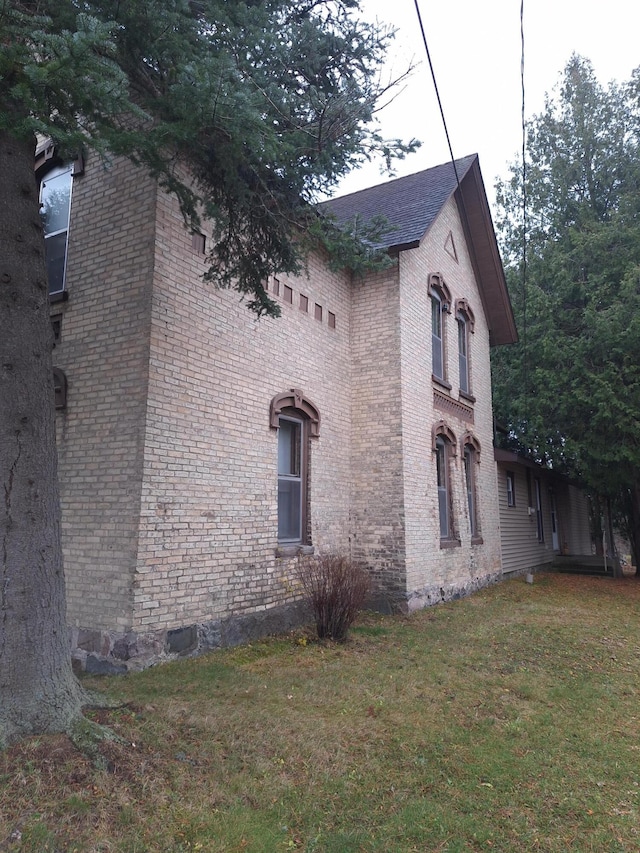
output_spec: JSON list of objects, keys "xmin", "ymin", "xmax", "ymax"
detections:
[
  {"xmin": 628, "ymin": 480, "xmax": 640, "ymax": 575},
  {"xmin": 0, "ymin": 130, "xmax": 85, "ymax": 747}
]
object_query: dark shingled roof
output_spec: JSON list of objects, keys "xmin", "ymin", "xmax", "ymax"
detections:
[
  {"xmin": 319, "ymin": 154, "xmax": 518, "ymax": 346},
  {"xmin": 320, "ymin": 154, "xmax": 478, "ymax": 251}
]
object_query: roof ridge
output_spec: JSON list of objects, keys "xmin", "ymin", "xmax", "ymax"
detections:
[{"xmin": 325, "ymin": 153, "xmax": 478, "ymax": 205}]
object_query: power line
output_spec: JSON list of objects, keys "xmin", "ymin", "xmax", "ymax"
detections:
[
  {"xmin": 520, "ymin": 0, "xmax": 528, "ymax": 405},
  {"xmin": 412, "ymin": 0, "xmax": 461, "ymax": 191}
]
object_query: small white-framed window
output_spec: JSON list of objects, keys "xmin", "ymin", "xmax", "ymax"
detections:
[
  {"xmin": 506, "ymin": 471, "xmax": 516, "ymax": 507},
  {"xmin": 40, "ymin": 162, "xmax": 73, "ymax": 296}
]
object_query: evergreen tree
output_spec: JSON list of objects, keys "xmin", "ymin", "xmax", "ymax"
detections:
[
  {"xmin": 492, "ymin": 55, "xmax": 640, "ymax": 564},
  {"xmin": 0, "ymin": 0, "xmax": 417, "ymax": 746}
]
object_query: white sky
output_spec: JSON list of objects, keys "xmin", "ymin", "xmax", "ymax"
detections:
[{"xmin": 333, "ymin": 0, "xmax": 640, "ymax": 213}]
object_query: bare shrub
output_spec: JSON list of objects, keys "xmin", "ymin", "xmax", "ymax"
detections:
[{"xmin": 296, "ymin": 554, "xmax": 370, "ymax": 642}]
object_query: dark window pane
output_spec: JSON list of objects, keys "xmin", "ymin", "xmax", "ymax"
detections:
[
  {"xmin": 458, "ymin": 319, "xmax": 469, "ymax": 393},
  {"xmin": 464, "ymin": 447, "xmax": 475, "ymax": 535},
  {"xmin": 45, "ymin": 232, "xmax": 68, "ymax": 295},
  {"xmin": 436, "ymin": 439, "xmax": 449, "ymax": 538},
  {"xmin": 432, "ymin": 297, "xmax": 443, "ymax": 378},
  {"xmin": 278, "ymin": 419, "xmax": 301, "ymax": 476},
  {"xmin": 278, "ymin": 478, "xmax": 301, "ymax": 540}
]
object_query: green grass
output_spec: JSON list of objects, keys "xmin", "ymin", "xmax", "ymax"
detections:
[{"xmin": 2, "ymin": 572, "xmax": 640, "ymax": 852}]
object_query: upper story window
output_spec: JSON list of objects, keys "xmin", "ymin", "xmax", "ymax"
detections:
[
  {"xmin": 506, "ymin": 471, "xmax": 516, "ymax": 507},
  {"xmin": 40, "ymin": 162, "xmax": 73, "ymax": 296},
  {"xmin": 431, "ymin": 291, "xmax": 444, "ymax": 381},
  {"xmin": 428, "ymin": 274, "xmax": 452, "ymax": 386},
  {"xmin": 455, "ymin": 299, "xmax": 475, "ymax": 398}
]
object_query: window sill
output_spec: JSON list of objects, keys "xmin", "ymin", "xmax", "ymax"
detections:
[
  {"xmin": 471, "ymin": 535, "xmax": 484, "ymax": 546},
  {"xmin": 432, "ymin": 375, "xmax": 452, "ymax": 392},
  {"xmin": 49, "ymin": 290, "xmax": 69, "ymax": 304},
  {"xmin": 439, "ymin": 538, "xmax": 461, "ymax": 550},
  {"xmin": 275, "ymin": 544, "xmax": 314, "ymax": 559},
  {"xmin": 459, "ymin": 390, "xmax": 476, "ymax": 404}
]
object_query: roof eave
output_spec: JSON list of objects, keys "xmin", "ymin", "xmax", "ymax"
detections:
[{"xmin": 456, "ymin": 160, "xmax": 518, "ymax": 347}]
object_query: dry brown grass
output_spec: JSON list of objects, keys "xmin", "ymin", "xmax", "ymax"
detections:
[{"xmin": 2, "ymin": 572, "xmax": 640, "ymax": 852}]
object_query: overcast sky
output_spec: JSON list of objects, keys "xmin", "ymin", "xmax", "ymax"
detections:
[{"xmin": 332, "ymin": 0, "xmax": 640, "ymax": 213}]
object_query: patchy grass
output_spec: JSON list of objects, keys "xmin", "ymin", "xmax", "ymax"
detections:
[{"xmin": 2, "ymin": 572, "xmax": 640, "ymax": 852}]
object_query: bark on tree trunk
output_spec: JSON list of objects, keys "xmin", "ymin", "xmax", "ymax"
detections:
[
  {"xmin": 629, "ymin": 480, "xmax": 640, "ymax": 575},
  {"xmin": 0, "ymin": 130, "xmax": 85, "ymax": 747}
]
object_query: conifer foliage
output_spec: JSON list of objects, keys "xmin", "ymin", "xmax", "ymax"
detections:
[
  {"xmin": 492, "ymin": 55, "xmax": 640, "ymax": 564},
  {"xmin": 0, "ymin": 0, "xmax": 416, "ymax": 745}
]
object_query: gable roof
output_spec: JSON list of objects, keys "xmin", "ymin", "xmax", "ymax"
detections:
[{"xmin": 320, "ymin": 155, "xmax": 518, "ymax": 346}]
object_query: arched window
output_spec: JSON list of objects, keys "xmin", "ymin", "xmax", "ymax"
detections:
[
  {"xmin": 428, "ymin": 274, "xmax": 451, "ymax": 384},
  {"xmin": 461, "ymin": 432, "xmax": 482, "ymax": 542},
  {"xmin": 455, "ymin": 298, "xmax": 475, "ymax": 397},
  {"xmin": 270, "ymin": 390, "xmax": 320, "ymax": 545},
  {"xmin": 432, "ymin": 420, "xmax": 457, "ymax": 545}
]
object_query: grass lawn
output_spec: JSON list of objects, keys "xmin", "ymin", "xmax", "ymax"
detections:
[{"xmin": 2, "ymin": 572, "xmax": 640, "ymax": 852}]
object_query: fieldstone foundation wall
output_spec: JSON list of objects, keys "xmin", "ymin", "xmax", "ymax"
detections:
[{"xmin": 70, "ymin": 599, "xmax": 310, "ymax": 674}]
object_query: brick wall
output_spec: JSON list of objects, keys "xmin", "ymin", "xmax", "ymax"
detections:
[
  {"xmin": 349, "ymin": 263, "xmax": 408, "ymax": 602},
  {"xmin": 132, "ymin": 186, "xmax": 354, "ymax": 631},
  {"xmin": 398, "ymin": 196, "xmax": 502, "ymax": 609},
  {"xmin": 52, "ymin": 153, "xmax": 509, "ymax": 655},
  {"xmin": 52, "ymin": 154, "xmax": 156, "ymax": 632}
]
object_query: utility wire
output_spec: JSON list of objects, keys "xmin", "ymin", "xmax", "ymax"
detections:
[
  {"xmin": 520, "ymin": 0, "xmax": 528, "ymax": 406},
  {"xmin": 412, "ymin": 0, "xmax": 461, "ymax": 191}
]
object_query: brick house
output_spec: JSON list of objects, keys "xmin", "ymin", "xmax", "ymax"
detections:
[{"xmin": 40, "ymin": 141, "xmax": 518, "ymax": 670}]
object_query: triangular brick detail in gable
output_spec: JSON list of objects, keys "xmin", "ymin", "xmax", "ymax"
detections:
[{"xmin": 444, "ymin": 230, "xmax": 458, "ymax": 263}]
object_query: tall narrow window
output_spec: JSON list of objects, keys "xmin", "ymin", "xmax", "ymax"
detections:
[
  {"xmin": 278, "ymin": 416, "xmax": 304, "ymax": 542},
  {"xmin": 455, "ymin": 299, "xmax": 475, "ymax": 397},
  {"xmin": 428, "ymin": 274, "xmax": 451, "ymax": 384},
  {"xmin": 432, "ymin": 293, "xmax": 444, "ymax": 380},
  {"xmin": 506, "ymin": 471, "xmax": 516, "ymax": 507},
  {"xmin": 40, "ymin": 163, "xmax": 73, "ymax": 296},
  {"xmin": 270, "ymin": 389, "xmax": 320, "ymax": 547},
  {"xmin": 458, "ymin": 314, "xmax": 469, "ymax": 394},
  {"xmin": 534, "ymin": 478, "xmax": 544, "ymax": 542},
  {"xmin": 436, "ymin": 437, "xmax": 449, "ymax": 540},
  {"xmin": 464, "ymin": 446, "xmax": 475, "ymax": 536},
  {"xmin": 433, "ymin": 420, "xmax": 458, "ymax": 547}
]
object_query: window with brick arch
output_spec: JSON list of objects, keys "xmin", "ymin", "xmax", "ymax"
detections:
[
  {"xmin": 270, "ymin": 390, "xmax": 320, "ymax": 546},
  {"xmin": 428, "ymin": 274, "xmax": 452, "ymax": 385},
  {"xmin": 455, "ymin": 298, "xmax": 475, "ymax": 398},
  {"xmin": 461, "ymin": 433, "xmax": 482, "ymax": 543},
  {"xmin": 277, "ymin": 412, "xmax": 307, "ymax": 543},
  {"xmin": 463, "ymin": 445, "xmax": 481, "ymax": 542},
  {"xmin": 435, "ymin": 436, "xmax": 450, "ymax": 540},
  {"xmin": 432, "ymin": 420, "xmax": 458, "ymax": 547}
]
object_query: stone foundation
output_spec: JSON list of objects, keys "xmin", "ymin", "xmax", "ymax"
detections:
[
  {"xmin": 404, "ymin": 570, "xmax": 502, "ymax": 613},
  {"xmin": 70, "ymin": 600, "xmax": 310, "ymax": 674}
]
